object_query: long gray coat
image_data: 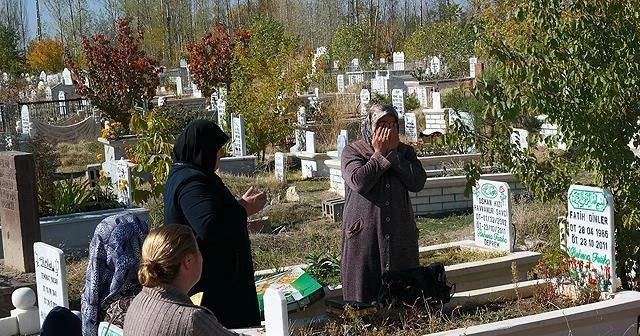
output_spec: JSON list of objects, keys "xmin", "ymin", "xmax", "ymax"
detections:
[{"xmin": 340, "ymin": 140, "xmax": 427, "ymax": 303}]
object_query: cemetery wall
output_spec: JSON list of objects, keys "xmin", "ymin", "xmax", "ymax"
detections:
[{"xmin": 411, "ymin": 173, "xmax": 525, "ymax": 215}]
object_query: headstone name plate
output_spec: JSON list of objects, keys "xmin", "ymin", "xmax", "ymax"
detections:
[
  {"xmin": 392, "ymin": 89, "xmax": 404, "ymax": 116},
  {"xmin": 473, "ymin": 179, "xmax": 513, "ymax": 252},
  {"xmin": 274, "ymin": 152, "xmax": 286, "ymax": 182},
  {"xmin": 0, "ymin": 152, "xmax": 40, "ymax": 272},
  {"xmin": 336, "ymin": 75, "xmax": 345, "ymax": 93},
  {"xmin": 34, "ymin": 242, "xmax": 69, "ymax": 326},
  {"xmin": 404, "ymin": 112, "xmax": 418, "ymax": 143},
  {"xmin": 567, "ymin": 185, "xmax": 616, "ymax": 292},
  {"xmin": 416, "ymin": 86, "xmax": 428, "ymax": 107}
]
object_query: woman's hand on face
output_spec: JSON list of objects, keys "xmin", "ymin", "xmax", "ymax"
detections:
[
  {"xmin": 241, "ymin": 186, "xmax": 267, "ymax": 216},
  {"xmin": 372, "ymin": 126, "xmax": 390, "ymax": 154}
]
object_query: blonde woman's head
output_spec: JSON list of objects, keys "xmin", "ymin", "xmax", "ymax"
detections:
[{"xmin": 138, "ymin": 224, "xmax": 201, "ymax": 290}]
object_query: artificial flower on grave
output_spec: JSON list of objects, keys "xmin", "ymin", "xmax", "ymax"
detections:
[{"xmin": 101, "ymin": 121, "xmax": 125, "ymax": 140}]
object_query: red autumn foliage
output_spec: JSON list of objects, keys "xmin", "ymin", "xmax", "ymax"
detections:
[
  {"xmin": 67, "ymin": 18, "xmax": 160, "ymax": 127},
  {"xmin": 186, "ymin": 25, "xmax": 250, "ymax": 98}
]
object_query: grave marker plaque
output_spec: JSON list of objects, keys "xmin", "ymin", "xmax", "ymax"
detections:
[
  {"xmin": 469, "ymin": 57, "xmax": 478, "ymax": 78},
  {"xmin": 337, "ymin": 75, "xmax": 345, "ymax": 93},
  {"xmin": 58, "ymin": 91, "xmax": 66, "ymax": 115},
  {"xmin": 430, "ymin": 56, "xmax": 441, "ymax": 75},
  {"xmin": 392, "ymin": 89, "xmax": 404, "ymax": 115},
  {"xmin": 404, "ymin": 113, "xmax": 418, "ymax": 143},
  {"xmin": 0, "ymin": 152, "xmax": 40, "ymax": 272},
  {"xmin": 217, "ymin": 100, "xmax": 226, "ymax": 128},
  {"xmin": 175, "ymin": 77, "xmax": 183, "ymax": 95},
  {"xmin": 20, "ymin": 105, "xmax": 31, "ymax": 136},
  {"xmin": 62, "ymin": 68, "xmax": 72, "ymax": 85},
  {"xmin": 274, "ymin": 152, "xmax": 286, "ymax": 182},
  {"xmin": 473, "ymin": 179, "xmax": 513, "ymax": 252},
  {"xmin": 567, "ymin": 185, "xmax": 616, "ymax": 292},
  {"xmin": 392, "ymin": 52, "xmax": 405, "ymax": 71},
  {"xmin": 34, "ymin": 242, "xmax": 68, "ymax": 325}
]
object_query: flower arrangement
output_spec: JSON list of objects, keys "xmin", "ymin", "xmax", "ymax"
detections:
[{"xmin": 101, "ymin": 121, "xmax": 125, "ymax": 140}]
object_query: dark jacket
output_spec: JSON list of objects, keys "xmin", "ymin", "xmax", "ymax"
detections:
[
  {"xmin": 340, "ymin": 140, "xmax": 427, "ymax": 303},
  {"xmin": 164, "ymin": 163, "xmax": 260, "ymax": 329}
]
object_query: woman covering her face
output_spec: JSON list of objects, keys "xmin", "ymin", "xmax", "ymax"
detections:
[
  {"xmin": 340, "ymin": 104, "xmax": 427, "ymax": 303},
  {"xmin": 163, "ymin": 120, "xmax": 266, "ymax": 329}
]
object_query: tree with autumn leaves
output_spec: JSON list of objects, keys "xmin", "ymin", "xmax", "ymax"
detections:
[
  {"xmin": 27, "ymin": 38, "xmax": 65, "ymax": 73},
  {"xmin": 67, "ymin": 18, "xmax": 160, "ymax": 129}
]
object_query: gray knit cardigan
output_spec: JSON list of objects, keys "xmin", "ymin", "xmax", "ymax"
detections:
[{"xmin": 123, "ymin": 285, "xmax": 238, "ymax": 336}]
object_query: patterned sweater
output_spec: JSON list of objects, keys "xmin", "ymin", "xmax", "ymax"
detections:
[{"xmin": 123, "ymin": 285, "xmax": 238, "ymax": 336}]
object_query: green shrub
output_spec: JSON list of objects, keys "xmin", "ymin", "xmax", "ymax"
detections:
[{"xmin": 42, "ymin": 178, "xmax": 121, "ymax": 216}]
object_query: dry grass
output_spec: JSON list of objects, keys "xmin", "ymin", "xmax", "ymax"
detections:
[
  {"xmin": 512, "ymin": 198, "xmax": 565, "ymax": 252},
  {"xmin": 56, "ymin": 138, "xmax": 103, "ymax": 173},
  {"xmin": 420, "ymin": 247, "xmax": 507, "ymax": 266},
  {"xmin": 66, "ymin": 257, "xmax": 89, "ymax": 311}
]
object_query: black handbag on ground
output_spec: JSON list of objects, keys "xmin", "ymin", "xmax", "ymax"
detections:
[{"xmin": 379, "ymin": 262, "xmax": 455, "ymax": 305}]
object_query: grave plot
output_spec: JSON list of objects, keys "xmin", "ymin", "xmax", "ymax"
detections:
[{"xmin": 218, "ymin": 113, "xmax": 258, "ymax": 176}]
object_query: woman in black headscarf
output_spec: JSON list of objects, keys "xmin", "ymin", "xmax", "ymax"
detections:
[{"xmin": 164, "ymin": 119, "xmax": 265, "ymax": 329}]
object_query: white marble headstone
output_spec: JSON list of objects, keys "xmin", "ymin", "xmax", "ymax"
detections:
[
  {"xmin": 469, "ymin": 57, "xmax": 478, "ymax": 78},
  {"xmin": 392, "ymin": 52, "xmax": 405, "ymax": 71},
  {"xmin": 337, "ymin": 134, "xmax": 348, "ymax": 159},
  {"xmin": 231, "ymin": 114, "xmax": 247, "ymax": 156},
  {"xmin": 432, "ymin": 92, "xmax": 441, "ymax": 110},
  {"xmin": 34, "ymin": 242, "xmax": 69, "ymax": 326},
  {"xmin": 217, "ymin": 100, "xmax": 227, "ymax": 129},
  {"xmin": 274, "ymin": 152, "xmax": 286, "ymax": 182},
  {"xmin": 360, "ymin": 89, "xmax": 370, "ymax": 115},
  {"xmin": 351, "ymin": 58, "xmax": 359, "ymax": 68},
  {"xmin": 297, "ymin": 106, "xmax": 306, "ymax": 126},
  {"xmin": 336, "ymin": 75, "xmax": 345, "ymax": 93},
  {"xmin": 58, "ymin": 91, "xmax": 66, "ymax": 115},
  {"xmin": 566, "ymin": 185, "xmax": 616, "ymax": 292},
  {"xmin": 175, "ymin": 77, "xmax": 183, "ymax": 96},
  {"xmin": 192, "ymin": 83, "xmax": 202, "ymax": 98},
  {"xmin": 430, "ymin": 56, "xmax": 441, "ymax": 75},
  {"xmin": 305, "ymin": 131, "xmax": 315, "ymax": 154},
  {"xmin": 20, "ymin": 105, "xmax": 30, "ymax": 135},
  {"xmin": 45, "ymin": 87, "xmax": 52, "ymax": 100},
  {"xmin": 404, "ymin": 112, "xmax": 418, "ymax": 143},
  {"xmin": 62, "ymin": 68, "xmax": 72, "ymax": 85},
  {"xmin": 473, "ymin": 179, "xmax": 513, "ymax": 252},
  {"xmin": 39, "ymin": 71, "xmax": 46, "ymax": 81},
  {"xmin": 391, "ymin": 89, "xmax": 405, "ymax": 115}
]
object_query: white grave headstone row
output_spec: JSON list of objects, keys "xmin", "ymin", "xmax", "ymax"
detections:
[
  {"xmin": 231, "ymin": 114, "xmax": 248, "ymax": 156},
  {"xmin": 566, "ymin": 185, "xmax": 616, "ymax": 292},
  {"xmin": 473, "ymin": 179, "xmax": 513, "ymax": 252},
  {"xmin": 34, "ymin": 242, "xmax": 69, "ymax": 326}
]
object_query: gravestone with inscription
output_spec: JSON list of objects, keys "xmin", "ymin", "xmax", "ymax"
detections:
[
  {"xmin": 175, "ymin": 77, "xmax": 183, "ymax": 96},
  {"xmin": 34, "ymin": 242, "xmax": 69, "ymax": 326},
  {"xmin": 62, "ymin": 68, "xmax": 72, "ymax": 85},
  {"xmin": 45, "ymin": 86, "xmax": 52, "ymax": 100},
  {"xmin": 392, "ymin": 89, "xmax": 404, "ymax": 116},
  {"xmin": 473, "ymin": 179, "xmax": 513, "ymax": 252},
  {"xmin": 432, "ymin": 91, "xmax": 441, "ymax": 110},
  {"xmin": 58, "ymin": 91, "xmax": 66, "ymax": 115},
  {"xmin": 0, "ymin": 152, "xmax": 40, "ymax": 272},
  {"xmin": 567, "ymin": 185, "xmax": 616, "ymax": 292},
  {"xmin": 337, "ymin": 75, "xmax": 345, "ymax": 93},
  {"xmin": 393, "ymin": 52, "xmax": 405, "ymax": 71},
  {"xmin": 305, "ymin": 131, "xmax": 316, "ymax": 154},
  {"xmin": 274, "ymin": 152, "xmax": 286, "ymax": 182},
  {"xmin": 404, "ymin": 112, "xmax": 418, "ymax": 143},
  {"xmin": 20, "ymin": 105, "xmax": 33, "ymax": 137},
  {"xmin": 217, "ymin": 100, "xmax": 226, "ymax": 128},
  {"xmin": 430, "ymin": 56, "xmax": 441, "ymax": 75},
  {"xmin": 469, "ymin": 57, "xmax": 478, "ymax": 78},
  {"xmin": 360, "ymin": 89, "xmax": 370, "ymax": 115},
  {"xmin": 231, "ymin": 114, "xmax": 248, "ymax": 156}
]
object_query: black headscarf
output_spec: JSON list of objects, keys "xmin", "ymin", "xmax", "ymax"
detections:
[{"xmin": 173, "ymin": 119, "xmax": 230, "ymax": 171}]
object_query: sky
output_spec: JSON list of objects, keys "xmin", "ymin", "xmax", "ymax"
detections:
[{"xmin": 24, "ymin": 0, "xmax": 102, "ymax": 40}]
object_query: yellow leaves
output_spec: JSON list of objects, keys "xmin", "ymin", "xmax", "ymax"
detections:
[{"xmin": 27, "ymin": 38, "xmax": 65, "ymax": 73}]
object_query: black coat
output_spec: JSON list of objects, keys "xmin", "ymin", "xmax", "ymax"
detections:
[{"xmin": 164, "ymin": 163, "xmax": 260, "ymax": 329}]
